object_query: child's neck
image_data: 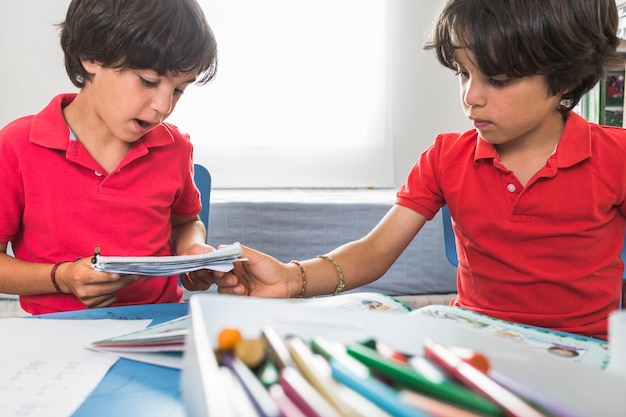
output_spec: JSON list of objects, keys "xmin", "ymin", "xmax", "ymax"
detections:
[
  {"xmin": 497, "ymin": 145, "xmax": 557, "ymax": 186},
  {"xmin": 63, "ymin": 98, "xmax": 132, "ymax": 174},
  {"xmin": 495, "ymin": 118, "xmax": 564, "ymax": 187}
]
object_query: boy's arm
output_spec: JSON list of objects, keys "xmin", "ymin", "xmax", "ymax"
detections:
[
  {"xmin": 301, "ymin": 204, "xmax": 428, "ymax": 295},
  {"xmin": 170, "ymin": 214, "xmax": 219, "ymax": 291},
  {"xmin": 0, "ymin": 242, "xmax": 137, "ymax": 308},
  {"xmin": 218, "ymin": 204, "xmax": 429, "ymax": 298},
  {"xmin": 0, "ymin": 242, "xmax": 62, "ymax": 295},
  {"xmin": 169, "ymin": 214, "xmax": 211, "ymax": 256}
]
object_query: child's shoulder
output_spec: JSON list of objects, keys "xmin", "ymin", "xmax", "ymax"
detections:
[
  {"xmin": 161, "ymin": 121, "xmax": 184, "ymax": 134},
  {"xmin": 431, "ymin": 129, "xmax": 480, "ymax": 156},
  {"xmin": 568, "ymin": 111, "xmax": 625, "ymax": 139},
  {"xmin": 1, "ymin": 93, "xmax": 73, "ymax": 145},
  {"xmin": 586, "ymin": 120, "xmax": 626, "ymax": 153},
  {"xmin": 589, "ymin": 122, "xmax": 626, "ymax": 139},
  {"xmin": 159, "ymin": 122, "xmax": 191, "ymax": 141},
  {"xmin": 435, "ymin": 129, "xmax": 478, "ymax": 143},
  {"xmin": 148, "ymin": 122, "xmax": 194, "ymax": 156},
  {"xmin": 0, "ymin": 114, "xmax": 36, "ymax": 144}
]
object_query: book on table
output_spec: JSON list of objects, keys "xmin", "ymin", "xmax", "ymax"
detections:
[{"xmin": 91, "ymin": 291, "xmax": 608, "ymax": 370}]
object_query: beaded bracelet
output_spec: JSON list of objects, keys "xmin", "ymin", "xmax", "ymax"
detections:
[
  {"xmin": 50, "ymin": 260, "xmax": 69, "ymax": 294},
  {"xmin": 289, "ymin": 260, "xmax": 307, "ymax": 298},
  {"xmin": 317, "ymin": 254, "xmax": 345, "ymax": 296}
]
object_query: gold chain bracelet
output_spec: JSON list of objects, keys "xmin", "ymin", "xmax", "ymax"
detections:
[{"xmin": 317, "ymin": 255, "xmax": 345, "ymax": 296}]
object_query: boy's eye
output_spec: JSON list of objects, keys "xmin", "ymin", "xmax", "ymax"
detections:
[
  {"xmin": 489, "ymin": 77, "xmax": 512, "ymax": 87},
  {"xmin": 140, "ymin": 77, "xmax": 158, "ymax": 88}
]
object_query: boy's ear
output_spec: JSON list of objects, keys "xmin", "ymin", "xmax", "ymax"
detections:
[{"xmin": 80, "ymin": 59, "xmax": 101, "ymax": 76}]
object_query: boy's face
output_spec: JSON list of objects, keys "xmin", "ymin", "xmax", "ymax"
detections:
[
  {"xmin": 81, "ymin": 60, "xmax": 197, "ymax": 143},
  {"xmin": 453, "ymin": 49, "xmax": 563, "ymax": 148}
]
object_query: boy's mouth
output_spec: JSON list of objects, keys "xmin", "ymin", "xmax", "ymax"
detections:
[{"xmin": 135, "ymin": 119, "xmax": 151, "ymax": 128}]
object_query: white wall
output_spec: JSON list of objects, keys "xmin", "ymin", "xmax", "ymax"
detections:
[
  {"xmin": 0, "ymin": 0, "xmax": 469, "ymax": 188},
  {"xmin": 0, "ymin": 0, "xmax": 77, "ymax": 124},
  {"xmin": 390, "ymin": 0, "xmax": 468, "ymax": 184}
]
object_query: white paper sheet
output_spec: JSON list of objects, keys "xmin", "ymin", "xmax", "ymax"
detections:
[{"xmin": 0, "ymin": 318, "xmax": 150, "ymax": 417}]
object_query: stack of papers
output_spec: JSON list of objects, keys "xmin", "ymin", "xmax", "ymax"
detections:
[
  {"xmin": 91, "ymin": 315, "xmax": 189, "ymax": 352},
  {"xmin": 92, "ymin": 242, "xmax": 243, "ymax": 276}
]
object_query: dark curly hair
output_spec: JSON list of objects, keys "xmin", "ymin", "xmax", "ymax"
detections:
[
  {"xmin": 59, "ymin": 0, "xmax": 218, "ymax": 88},
  {"xmin": 424, "ymin": 0, "xmax": 620, "ymax": 110}
]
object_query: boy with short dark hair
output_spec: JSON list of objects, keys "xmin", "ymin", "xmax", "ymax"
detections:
[
  {"xmin": 216, "ymin": 0, "xmax": 625, "ymax": 340},
  {"xmin": 0, "ymin": 0, "xmax": 219, "ymax": 313}
]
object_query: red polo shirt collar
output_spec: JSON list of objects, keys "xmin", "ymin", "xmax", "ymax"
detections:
[{"xmin": 473, "ymin": 111, "xmax": 592, "ymax": 169}]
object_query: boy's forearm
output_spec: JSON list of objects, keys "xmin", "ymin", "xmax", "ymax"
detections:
[
  {"xmin": 170, "ymin": 218, "xmax": 208, "ymax": 255},
  {"xmin": 0, "ymin": 252, "xmax": 57, "ymax": 295}
]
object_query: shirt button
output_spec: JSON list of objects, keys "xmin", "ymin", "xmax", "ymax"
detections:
[
  {"xmin": 507, "ymin": 183, "xmax": 516, "ymax": 193},
  {"xmin": 94, "ymin": 171, "xmax": 103, "ymax": 177}
]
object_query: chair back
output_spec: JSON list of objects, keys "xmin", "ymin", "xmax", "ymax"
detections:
[
  {"xmin": 441, "ymin": 205, "xmax": 458, "ymax": 267},
  {"xmin": 622, "ymin": 244, "xmax": 626, "ymax": 279},
  {"xmin": 193, "ymin": 164, "xmax": 212, "ymax": 234}
]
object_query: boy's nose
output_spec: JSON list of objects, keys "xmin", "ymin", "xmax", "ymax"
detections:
[
  {"xmin": 155, "ymin": 92, "xmax": 174, "ymax": 115},
  {"xmin": 462, "ymin": 79, "xmax": 484, "ymax": 107}
]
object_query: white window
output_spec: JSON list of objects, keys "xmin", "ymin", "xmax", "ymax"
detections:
[{"xmin": 169, "ymin": 0, "xmax": 394, "ymax": 188}]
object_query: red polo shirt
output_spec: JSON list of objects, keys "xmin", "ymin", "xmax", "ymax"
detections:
[
  {"xmin": 397, "ymin": 112, "xmax": 626, "ymax": 339},
  {"xmin": 0, "ymin": 94, "xmax": 202, "ymax": 313}
]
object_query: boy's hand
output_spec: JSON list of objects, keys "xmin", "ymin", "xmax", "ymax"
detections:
[
  {"xmin": 214, "ymin": 244, "xmax": 293, "ymax": 298},
  {"xmin": 177, "ymin": 242, "xmax": 219, "ymax": 291},
  {"xmin": 54, "ymin": 258, "xmax": 140, "ymax": 309}
]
